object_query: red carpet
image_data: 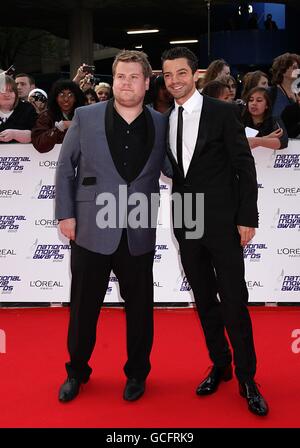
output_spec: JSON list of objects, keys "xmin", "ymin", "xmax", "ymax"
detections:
[{"xmin": 0, "ymin": 307, "xmax": 299, "ymax": 428}]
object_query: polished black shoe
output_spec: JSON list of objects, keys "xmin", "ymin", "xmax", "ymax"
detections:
[
  {"xmin": 196, "ymin": 365, "xmax": 233, "ymax": 396},
  {"xmin": 123, "ymin": 378, "xmax": 145, "ymax": 401},
  {"xmin": 239, "ymin": 381, "xmax": 269, "ymax": 416},
  {"xmin": 58, "ymin": 377, "xmax": 81, "ymax": 403}
]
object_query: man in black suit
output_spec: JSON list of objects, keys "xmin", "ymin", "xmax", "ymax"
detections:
[{"xmin": 161, "ymin": 47, "xmax": 268, "ymax": 416}]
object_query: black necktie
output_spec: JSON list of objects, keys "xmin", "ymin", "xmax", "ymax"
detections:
[{"xmin": 176, "ymin": 106, "xmax": 184, "ymax": 174}]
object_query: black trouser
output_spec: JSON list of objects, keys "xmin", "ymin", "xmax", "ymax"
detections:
[
  {"xmin": 178, "ymin": 229, "xmax": 257, "ymax": 383},
  {"xmin": 66, "ymin": 231, "xmax": 155, "ymax": 383}
]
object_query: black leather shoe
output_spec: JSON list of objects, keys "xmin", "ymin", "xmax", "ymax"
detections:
[
  {"xmin": 196, "ymin": 365, "xmax": 233, "ymax": 396},
  {"xmin": 58, "ymin": 377, "xmax": 81, "ymax": 403},
  {"xmin": 239, "ymin": 381, "xmax": 269, "ymax": 416},
  {"xmin": 123, "ymin": 378, "xmax": 145, "ymax": 401}
]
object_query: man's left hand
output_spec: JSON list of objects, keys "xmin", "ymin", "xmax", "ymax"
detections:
[{"xmin": 237, "ymin": 225, "xmax": 255, "ymax": 247}]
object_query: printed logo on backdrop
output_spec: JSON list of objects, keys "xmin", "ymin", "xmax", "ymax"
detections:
[
  {"xmin": 154, "ymin": 244, "xmax": 168, "ymax": 262},
  {"xmin": 29, "ymin": 280, "xmax": 63, "ymax": 290},
  {"xmin": 34, "ymin": 218, "xmax": 58, "ymax": 229},
  {"xmin": 257, "ymin": 183, "xmax": 264, "ymax": 189},
  {"xmin": 159, "ymin": 184, "xmax": 169, "ymax": 191},
  {"xmin": 106, "ymin": 275, "xmax": 119, "ymax": 295},
  {"xmin": 0, "ymin": 215, "xmax": 26, "ymax": 232},
  {"xmin": 277, "ymin": 214, "xmax": 300, "ymax": 229},
  {"xmin": 27, "ymin": 238, "xmax": 70, "ymax": 262},
  {"xmin": 274, "ymin": 154, "xmax": 300, "ymax": 170},
  {"xmin": 273, "ymin": 187, "xmax": 300, "ymax": 197},
  {"xmin": 0, "ymin": 275, "xmax": 21, "ymax": 294},
  {"xmin": 39, "ymin": 160, "xmax": 58, "ymax": 170},
  {"xmin": 244, "ymin": 243, "xmax": 268, "ymax": 262},
  {"xmin": 281, "ymin": 275, "xmax": 300, "ymax": 292},
  {"xmin": 180, "ymin": 276, "xmax": 192, "ymax": 292},
  {"xmin": 277, "ymin": 247, "xmax": 300, "ymax": 258},
  {"xmin": 31, "ymin": 179, "xmax": 55, "ymax": 199},
  {"xmin": 154, "ymin": 281, "xmax": 163, "ymax": 288},
  {"xmin": 0, "ymin": 156, "xmax": 30, "ymax": 172},
  {"xmin": 246, "ymin": 280, "xmax": 264, "ymax": 290},
  {"xmin": 0, "ymin": 189, "xmax": 22, "ymax": 199},
  {"xmin": 0, "ymin": 248, "xmax": 16, "ymax": 258}
]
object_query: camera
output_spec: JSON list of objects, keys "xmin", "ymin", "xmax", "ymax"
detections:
[
  {"xmin": 5, "ymin": 65, "xmax": 15, "ymax": 77},
  {"xmin": 82, "ymin": 65, "xmax": 95, "ymax": 74},
  {"xmin": 31, "ymin": 93, "xmax": 47, "ymax": 103}
]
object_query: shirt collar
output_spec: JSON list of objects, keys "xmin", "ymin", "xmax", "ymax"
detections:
[{"xmin": 174, "ymin": 89, "xmax": 203, "ymax": 114}]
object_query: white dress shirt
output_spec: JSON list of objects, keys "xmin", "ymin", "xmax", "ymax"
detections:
[{"xmin": 169, "ymin": 89, "xmax": 203, "ymax": 177}]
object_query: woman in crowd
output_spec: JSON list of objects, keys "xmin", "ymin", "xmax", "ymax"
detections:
[
  {"xmin": 0, "ymin": 75, "xmax": 37, "ymax": 143},
  {"xmin": 202, "ymin": 79, "xmax": 231, "ymax": 102},
  {"xmin": 95, "ymin": 82, "xmax": 111, "ymax": 101},
  {"xmin": 269, "ymin": 52, "xmax": 300, "ymax": 117},
  {"xmin": 202, "ymin": 59, "xmax": 230, "ymax": 88},
  {"xmin": 31, "ymin": 79, "xmax": 85, "ymax": 153},
  {"xmin": 241, "ymin": 70, "xmax": 269, "ymax": 102},
  {"xmin": 84, "ymin": 88, "xmax": 99, "ymax": 105},
  {"xmin": 242, "ymin": 86, "xmax": 288, "ymax": 149}
]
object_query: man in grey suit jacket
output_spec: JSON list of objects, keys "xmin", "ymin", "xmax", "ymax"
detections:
[{"xmin": 56, "ymin": 50, "xmax": 167, "ymax": 403}]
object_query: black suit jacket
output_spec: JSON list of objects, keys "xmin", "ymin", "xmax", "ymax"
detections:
[{"xmin": 167, "ymin": 95, "xmax": 258, "ymax": 242}]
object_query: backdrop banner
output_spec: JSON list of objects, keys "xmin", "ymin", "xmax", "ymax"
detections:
[{"xmin": 0, "ymin": 142, "xmax": 299, "ymax": 303}]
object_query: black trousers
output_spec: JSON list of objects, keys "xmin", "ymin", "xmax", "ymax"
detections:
[
  {"xmin": 65, "ymin": 231, "xmax": 155, "ymax": 383},
  {"xmin": 178, "ymin": 228, "xmax": 257, "ymax": 383}
]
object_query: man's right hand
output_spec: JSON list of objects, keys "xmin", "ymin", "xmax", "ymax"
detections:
[{"xmin": 59, "ymin": 218, "xmax": 76, "ymax": 240}]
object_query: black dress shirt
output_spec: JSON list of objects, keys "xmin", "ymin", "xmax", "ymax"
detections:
[{"xmin": 110, "ymin": 107, "xmax": 150, "ymax": 182}]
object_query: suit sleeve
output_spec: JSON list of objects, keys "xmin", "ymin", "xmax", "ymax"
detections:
[
  {"xmin": 223, "ymin": 104, "xmax": 259, "ymax": 228},
  {"xmin": 55, "ymin": 109, "xmax": 81, "ymax": 220}
]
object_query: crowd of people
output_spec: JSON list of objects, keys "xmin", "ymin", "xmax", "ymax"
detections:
[{"xmin": 1, "ymin": 51, "xmax": 300, "ymax": 150}]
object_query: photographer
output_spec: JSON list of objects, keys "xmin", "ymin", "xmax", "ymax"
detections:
[{"xmin": 28, "ymin": 88, "xmax": 48, "ymax": 114}]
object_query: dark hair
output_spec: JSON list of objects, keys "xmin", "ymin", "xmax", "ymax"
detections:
[
  {"xmin": 161, "ymin": 47, "xmax": 198, "ymax": 74},
  {"xmin": 47, "ymin": 79, "xmax": 85, "ymax": 120},
  {"xmin": 271, "ymin": 53, "xmax": 300, "ymax": 85},
  {"xmin": 241, "ymin": 70, "xmax": 268, "ymax": 101},
  {"xmin": 84, "ymin": 88, "xmax": 99, "ymax": 103},
  {"xmin": 202, "ymin": 80, "xmax": 229, "ymax": 99},
  {"xmin": 242, "ymin": 87, "xmax": 272, "ymax": 124},
  {"xmin": 15, "ymin": 73, "xmax": 35, "ymax": 85}
]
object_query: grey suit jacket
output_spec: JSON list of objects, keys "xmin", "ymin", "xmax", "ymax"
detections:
[{"xmin": 55, "ymin": 100, "xmax": 167, "ymax": 255}]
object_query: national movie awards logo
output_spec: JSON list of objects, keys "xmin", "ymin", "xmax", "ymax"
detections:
[
  {"xmin": 0, "ymin": 156, "xmax": 30, "ymax": 172},
  {"xmin": 281, "ymin": 275, "xmax": 300, "ymax": 292},
  {"xmin": 180, "ymin": 276, "xmax": 192, "ymax": 292},
  {"xmin": 277, "ymin": 214, "xmax": 300, "ymax": 229},
  {"xmin": 0, "ymin": 215, "xmax": 26, "ymax": 231},
  {"xmin": 243, "ymin": 243, "xmax": 267, "ymax": 262},
  {"xmin": 0, "ymin": 275, "xmax": 21, "ymax": 293},
  {"xmin": 106, "ymin": 275, "xmax": 119, "ymax": 295},
  {"xmin": 31, "ymin": 179, "xmax": 55, "ymax": 199},
  {"xmin": 273, "ymin": 154, "xmax": 300, "ymax": 170},
  {"xmin": 154, "ymin": 244, "xmax": 168, "ymax": 262},
  {"xmin": 28, "ymin": 238, "xmax": 70, "ymax": 261}
]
